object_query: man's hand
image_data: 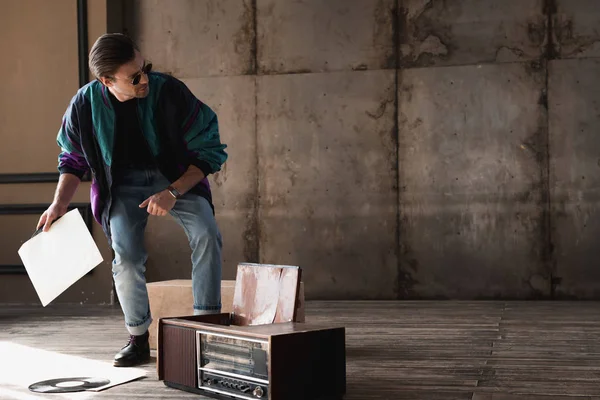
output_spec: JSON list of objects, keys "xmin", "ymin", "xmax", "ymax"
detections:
[
  {"xmin": 37, "ymin": 202, "xmax": 69, "ymax": 232},
  {"xmin": 139, "ymin": 190, "xmax": 176, "ymax": 216}
]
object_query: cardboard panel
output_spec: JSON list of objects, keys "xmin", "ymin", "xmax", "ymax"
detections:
[
  {"xmin": 231, "ymin": 264, "xmax": 300, "ymax": 326},
  {"xmin": 147, "ymin": 280, "xmax": 236, "ymax": 350}
]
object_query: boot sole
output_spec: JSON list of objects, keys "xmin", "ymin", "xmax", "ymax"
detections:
[{"xmin": 113, "ymin": 353, "xmax": 151, "ymax": 368}]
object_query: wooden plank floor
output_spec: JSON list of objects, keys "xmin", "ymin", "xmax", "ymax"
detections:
[{"xmin": 2, "ymin": 301, "xmax": 600, "ymax": 399}]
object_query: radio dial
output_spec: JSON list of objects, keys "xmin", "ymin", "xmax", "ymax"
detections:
[{"xmin": 253, "ymin": 386, "xmax": 264, "ymax": 398}]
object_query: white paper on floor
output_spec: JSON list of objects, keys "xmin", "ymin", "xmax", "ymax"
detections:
[
  {"xmin": 0, "ymin": 341, "xmax": 146, "ymax": 395},
  {"xmin": 17, "ymin": 208, "xmax": 104, "ymax": 307}
]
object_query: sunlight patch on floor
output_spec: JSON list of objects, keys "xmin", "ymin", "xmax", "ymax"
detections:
[{"xmin": 0, "ymin": 341, "xmax": 146, "ymax": 398}]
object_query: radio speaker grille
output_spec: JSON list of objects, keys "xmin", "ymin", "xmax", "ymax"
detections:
[{"xmin": 162, "ymin": 325, "xmax": 196, "ymax": 387}]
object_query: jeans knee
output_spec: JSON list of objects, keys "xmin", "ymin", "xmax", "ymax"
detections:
[
  {"xmin": 189, "ymin": 223, "xmax": 221, "ymax": 249},
  {"xmin": 111, "ymin": 250, "xmax": 147, "ymax": 275}
]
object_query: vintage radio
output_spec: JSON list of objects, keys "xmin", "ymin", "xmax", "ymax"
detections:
[{"xmin": 157, "ymin": 263, "xmax": 346, "ymax": 400}]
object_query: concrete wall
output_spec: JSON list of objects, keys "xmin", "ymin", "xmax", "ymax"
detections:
[
  {"xmin": 3, "ymin": 0, "xmax": 586, "ymax": 301},
  {"xmin": 116, "ymin": 0, "xmax": 600, "ymax": 300},
  {"xmin": 398, "ymin": 0, "xmax": 550, "ymax": 299},
  {"xmin": 400, "ymin": 0, "xmax": 599, "ymax": 300}
]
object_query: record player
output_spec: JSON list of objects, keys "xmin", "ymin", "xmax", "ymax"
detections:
[{"xmin": 157, "ymin": 263, "xmax": 346, "ymax": 400}]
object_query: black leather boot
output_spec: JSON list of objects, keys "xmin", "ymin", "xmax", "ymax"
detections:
[{"xmin": 113, "ymin": 331, "xmax": 150, "ymax": 367}]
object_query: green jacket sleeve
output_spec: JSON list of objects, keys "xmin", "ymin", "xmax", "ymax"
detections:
[{"xmin": 169, "ymin": 78, "xmax": 228, "ymax": 176}]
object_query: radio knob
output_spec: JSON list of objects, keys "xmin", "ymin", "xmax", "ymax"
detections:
[
  {"xmin": 240, "ymin": 385, "xmax": 251, "ymax": 393},
  {"xmin": 253, "ymin": 386, "xmax": 264, "ymax": 398}
]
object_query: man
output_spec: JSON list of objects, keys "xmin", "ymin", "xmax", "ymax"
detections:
[{"xmin": 37, "ymin": 33, "xmax": 228, "ymax": 367}]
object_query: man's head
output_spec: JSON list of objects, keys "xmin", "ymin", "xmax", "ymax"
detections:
[{"xmin": 89, "ymin": 33, "xmax": 151, "ymax": 101}]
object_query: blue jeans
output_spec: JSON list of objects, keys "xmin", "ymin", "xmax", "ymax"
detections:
[{"xmin": 109, "ymin": 168, "xmax": 222, "ymax": 335}]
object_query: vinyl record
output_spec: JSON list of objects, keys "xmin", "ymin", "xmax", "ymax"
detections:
[{"xmin": 28, "ymin": 377, "xmax": 111, "ymax": 393}]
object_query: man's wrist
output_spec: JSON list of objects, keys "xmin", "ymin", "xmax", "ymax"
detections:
[
  {"xmin": 53, "ymin": 199, "xmax": 69, "ymax": 208},
  {"xmin": 167, "ymin": 185, "xmax": 182, "ymax": 199}
]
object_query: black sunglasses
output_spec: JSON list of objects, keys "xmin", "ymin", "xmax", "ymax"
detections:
[{"xmin": 131, "ymin": 62, "xmax": 152, "ymax": 85}]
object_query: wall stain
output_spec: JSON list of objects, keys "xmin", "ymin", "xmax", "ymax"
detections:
[
  {"xmin": 495, "ymin": 46, "xmax": 525, "ymax": 60},
  {"xmin": 233, "ymin": 0, "xmax": 256, "ymax": 75},
  {"xmin": 526, "ymin": 59, "xmax": 545, "ymax": 76},
  {"xmin": 550, "ymin": 1, "xmax": 597, "ymax": 59},
  {"xmin": 542, "ymin": 0, "xmax": 557, "ymax": 298},
  {"xmin": 366, "ymin": 98, "xmax": 394, "ymax": 121},
  {"xmin": 523, "ymin": 122, "xmax": 552, "ymax": 299},
  {"xmin": 543, "ymin": 0, "xmax": 559, "ymax": 60},
  {"xmin": 397, "ymin": 218, "xmax": 420, "ymax": 299},
  {"xmin": 527, "ymin": 19, "xmax": 547, "ymax": 47},
  {"xmin": 396, "ymin": 20, "xmax": 418, "ymax": 297},
  {"xmin": 212, "ymin": 162, "xmax": 228, "ymax": 187},
  {"xmin": 260, "ymin": 68, "xmax": 313, "ymax": 76},
  {"xmin": 373, "ymin": 0, "xmax": 397, "ymax": 69},
  {"xmin": 242, "ymin": 194, "xmax": 259, "ymax": 263},
  {"xmin": 352, "ymin": 64, "xmax": 368, "ymax": 71},
  {"xmin": 520, "ymin": 127, "xmax": 546, "ymax": 166},
  {"xmin": 399, "ymin": 0, "xmax": 455, "ymax": 68},
  {"xmin": 554, "ymin": 12, "xmax": 600, "ymax": 58}
]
